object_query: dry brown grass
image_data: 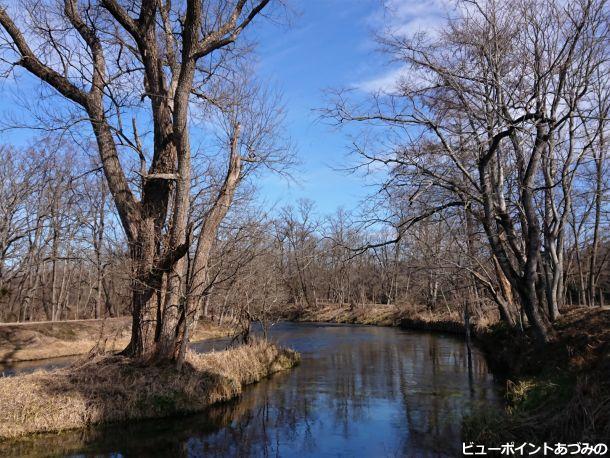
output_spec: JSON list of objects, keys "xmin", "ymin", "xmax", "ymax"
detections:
[
  {"xmin": 399, "ymin": 306, "xmax": 500, "ymax": 334},
  {"xmin": 0, "ymin": 318, "xmax": 232, "ymax": 363},
  {"xmin": 0, "ymin": 339, "xmax": 299, "ymax": 439},
  {"xmin": 292, "ymin": 303, "xmax": 404, "ymax": 326},
  {"xmin": 290, "ymin": 302, "xmax": 499, "ymax": 334},
  {"xmin": 0, "ymin": 362, "xmax": 298, "ymax": 457}
]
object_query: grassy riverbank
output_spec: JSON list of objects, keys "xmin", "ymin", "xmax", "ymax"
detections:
[
  {"xmin": 287, "ymin": 303, "xmax": 610, "ymax": 444},
  {"xmin": 464, "ymin": 308, "xmax": 610, "ymax": 445},
  {"xmin": 0, "ymin": 340, "xmax": 299, "ymax": 440},
  {"xmin": 0, "ymin": 318, "xmax": 232, "ymax": 363},
  {"xmin": 286, "ymin": 302, "xmax": 495, "ymax": 332},
  {"xmin": 287, "ymin": 303, "xmax": 407, "ymax": 326}
]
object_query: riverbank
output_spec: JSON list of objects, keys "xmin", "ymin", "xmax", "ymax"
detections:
[
  {"xmin": 464, "ymin": 308, "xmax": 610, "ymax": 445},
  {"xmin": 0, "ymin": 322, "xmax": 491, "ymax": 456},
  {"xmin": 286, "ymin": 303, "xmax": 610, "ymax": 444},
  {"xmin": 0, "ymin": 318, "xmax": 232, "ymax": 363},
  {"xmin": 0, "ymin": 340, "xmax": 299, "ymax": 440},
  {"xmin": 285, "ymin": 303, "xmax": 494, "ymax": 333}
]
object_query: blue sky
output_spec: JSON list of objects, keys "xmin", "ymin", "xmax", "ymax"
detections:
[
  {"xmin": 250, "ymin": 0, "xmax": 448, "ymax": 215},
  {"xmin": 0, "ymin": 0, "xmax": 448, "ymax": 216},
  {"xmin": 249, "ymin": 0, "xmax": 387, "ymax": 215}
]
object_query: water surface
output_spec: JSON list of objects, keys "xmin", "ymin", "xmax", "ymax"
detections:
[{"xmin": 2, "ymin": 322, "xmax": 502, "ymax": 457}]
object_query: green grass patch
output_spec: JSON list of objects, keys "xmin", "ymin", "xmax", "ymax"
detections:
[{"xmin": 507, "ymin": 373, "xmax": 575, "ymax": 414}]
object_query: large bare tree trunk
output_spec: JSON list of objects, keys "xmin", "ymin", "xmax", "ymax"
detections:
[
  {"xmin": 479, "ymin": 132, "xmax": 553, "ymax": 343},
  {"xmin": 587, "ymin": 105, "xmax": 607, "ymax": 306},
  {"xmin": 176, "ymin": 125, "xmax": 242, "ymax": 365},
  {"xmin": 0, "ymin": 0, "xmax": 271, "ymax": 359}
]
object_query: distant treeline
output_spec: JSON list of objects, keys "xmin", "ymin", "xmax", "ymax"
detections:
[
  {"xmin": 0, "ymin": 0, "xmax": 608, "ymax": 348},
  {"xmin": 1, "ymin": 146, "xmax": 607, "ymax": 330}
]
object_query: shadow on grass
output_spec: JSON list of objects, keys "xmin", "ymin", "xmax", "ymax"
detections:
[{"xmin": 0, "ymin": 341, "xmax": 298, "ymax": 454}]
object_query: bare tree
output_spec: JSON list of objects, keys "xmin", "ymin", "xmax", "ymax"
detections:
[
  {"xmin": 324, "ymin": 0, "xmax": 609, "ymax": 342},
  {"xmin": 0, "ymin": 0, "xmax": 279, "ymax": 362}
]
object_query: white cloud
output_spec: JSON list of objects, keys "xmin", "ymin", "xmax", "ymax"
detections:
[
  {"xmin": 356, "ymin": 67, "xmax": 409, "ymax": 93},
  {"xmin": 379, "ymin": 0, "xmax": 452, "ymax": 36},
  {"xmin": 356, "ymin": 0, "xmax": 453, "ymax": 93},
  {"xmin": 356, "ymin": 62, "xmax": 436, "ymax": 94}
]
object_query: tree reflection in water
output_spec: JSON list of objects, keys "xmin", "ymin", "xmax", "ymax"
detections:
[{"xmin": 1, "ymin": 323, "xmax": 502, "ymax": 457}]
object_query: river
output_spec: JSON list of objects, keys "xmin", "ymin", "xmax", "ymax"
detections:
[{"xmin": 1, "ymin": 322, "xmax": 502, "ymax": 457}]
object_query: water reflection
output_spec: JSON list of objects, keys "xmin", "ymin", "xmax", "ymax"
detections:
[{"xmin": 1, "ymin": 323, "xmax": 501, "ymax": 457}]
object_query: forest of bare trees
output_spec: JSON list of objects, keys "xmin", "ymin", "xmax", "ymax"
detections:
[
  {"xmin": 0, "ymin": 145, "xmax": 130, "ymax": 322},
  {"xmin": 1, "ymin": 1, "xmax": 609, "ymax": 453},
  {"xmin": 324, "ymin": 0, "xmax": 610, "ymax": 342},
  {"xmin": 0, "ymin": 0, "xmax": 608, "ymax": 354},
  {"xmin": 0, "ymin": 0, "xmax": 289, "ymax": 363}
]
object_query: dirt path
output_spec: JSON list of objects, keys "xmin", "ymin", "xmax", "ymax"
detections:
[{"xmin": 0, "ymin": 317, "xmax": 232, "ymax": 363}]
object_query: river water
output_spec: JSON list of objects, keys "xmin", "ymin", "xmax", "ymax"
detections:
[{"xmin": 1, "ymin": 322, "xmax": 502, "ymax": 457}]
